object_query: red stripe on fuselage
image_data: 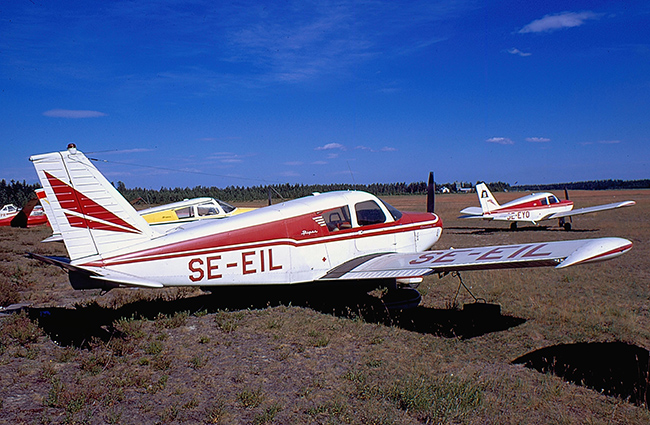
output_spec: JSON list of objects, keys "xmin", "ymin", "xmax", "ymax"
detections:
[
  {"xmin": 82, "ymin": 211, "xmax": 441, "ymax": 267},
  {"xmin": 486, "ymin": 200, "xmax": 573, "ymax": 214}
]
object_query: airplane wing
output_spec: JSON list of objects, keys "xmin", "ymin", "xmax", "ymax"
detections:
[
  {"xmin": 320, "ymin": 237, "xmax": 631, "ymax": 280},
  {"xmin": 547, "ymin": 201, "xmax": 635, "ymax": 219}
]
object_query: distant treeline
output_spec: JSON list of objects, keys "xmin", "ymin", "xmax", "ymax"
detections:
[
  {"xmin": 0, "ymin": 178, "xmax": 648, "ymax": 207},
  {"xmin": 512, "ymin": 179, "xmax": 650, "ymax": 192},
  {"xmin": 0, "ymin": 180, "xmax": 41, "ymax": 207}
]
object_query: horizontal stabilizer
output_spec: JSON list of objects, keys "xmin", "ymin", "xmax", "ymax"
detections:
[
  {"xmin": 319, "ymin": 237, "xmax": 632, "ymax": 280},
  {"xmin": 27, "ymin": 252, "xmax": 163, "ymax": 288},
  {"xmin": 459, "ymin": 207, "xmax": 484, "ymax": 216}
]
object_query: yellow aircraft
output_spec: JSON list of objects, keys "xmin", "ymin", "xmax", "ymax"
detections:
[{"xmin": 139, "ymin": 197, "xmax": 255, "ymax": 229}]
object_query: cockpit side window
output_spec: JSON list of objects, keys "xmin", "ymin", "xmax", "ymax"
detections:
[
  {"xmin": 322, "ymin": 205, "xmax": 352, "ymax": 231},
  {"xmin": 549, "ymin": 196, "xmax": 559, "ymax": 204},
  {"xmin": 355, "ymin": 200, "xmax": 386, "ymax": 226}
]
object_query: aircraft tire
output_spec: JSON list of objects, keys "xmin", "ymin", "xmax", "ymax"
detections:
[
  {"xmin": 563, "ymin": 222, "xmax": 572, "ymax": 231},
  {"xmin": 510, "ymin": 222, "xmax": 518, "ymax": 230}
]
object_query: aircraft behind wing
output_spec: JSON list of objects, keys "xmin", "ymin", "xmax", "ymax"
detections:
[
  {"xmin": 460, "ymin": 182, "xmax": 635, "ymax": 230},
  {"xmin": 0, "ymin": 197, "xmax": 48, "ymax": 228},
  {"xmin": 38, "ymin": 192, "xmax": 256, "ymax": 242},
  {"xmin": 27, "ymin": 145, "xmax": 632, "ymax": 309}
]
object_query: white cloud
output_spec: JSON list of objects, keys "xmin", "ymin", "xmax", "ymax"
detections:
[
  {"xmin": 486, "ymin": 137, "xmax": 514, "ymax": 145},
  {"xmin": 381, "ymin": 146, "xmax": 397, "ymax": 152},
  {"xmin": 580, "ymin": 140, "xmax": 622, "ymax": 146},
  {"xmin": 519, "ymin": 11, "xmax": 601, "ymax": 34},
  {"xmin": 315, "ymin": 143, "xmax": 346, "ymax": 151},
  {"xmin": 356, "ymin": 145, "xmax": 375, "ymax": 152},
  {"xmin": 43, "ymin": 109, "xmax": 107, "ymax": 118},
  {"xmin": 507, "ymin": 48, "xmax": 531, "ymax": 57},
  {"xmin": 284, "ymin": 161, "xmax": 303, "ymax": 166},
  {"xmin": 526, "ymin": 137, "xmax": 551, "ymax": 143}
]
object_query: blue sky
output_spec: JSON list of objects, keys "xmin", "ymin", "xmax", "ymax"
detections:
[{"xmin": 2, "ymin": 1, "xmax": 649, "ymax": 189}]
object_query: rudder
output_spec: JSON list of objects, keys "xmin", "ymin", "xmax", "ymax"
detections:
[{"xmin": 476, "ymin": 182, "xmax": 500, "ymax": 213}]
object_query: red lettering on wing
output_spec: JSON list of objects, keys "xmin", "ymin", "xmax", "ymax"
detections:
[
  {"xmin": 476, "ymin": 247, "xmax": 506, "ymax": 261},
  {"xmin": 522, "ymin": 244, "xmax": 552, "ymax": 257}
]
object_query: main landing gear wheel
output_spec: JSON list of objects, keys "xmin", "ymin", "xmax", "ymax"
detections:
[
  {"xmin": 563, "ymin": 222, "xmax": 572, "ymax": 231},
  {"xmin": 510, "ymin": 222, "xmax": 518, "ymax": 230}
]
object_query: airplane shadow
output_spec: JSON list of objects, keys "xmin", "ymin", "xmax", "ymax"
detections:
[
  {"xmin": 513, "ymin": 342, "xmax": 649, "ymax": 408},
  {"xmin": 446, "ymin": 226, "xmax": 597, "ymax": 235},
  {"xmin": 28, "ymin": 284, "xmax": 526, "ymax": 348}
]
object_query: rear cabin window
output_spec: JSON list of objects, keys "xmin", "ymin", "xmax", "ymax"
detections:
[
  {"xmin": 540, "ymin": 198, "xmax": 548, "ymax": 206},
  {"xmin": 175, "ymin": 207, "xmax": 194, "ymax": 219},
  {"xmin": 323, "ymin": 206, "xmax": 352, "ymax": 231},
  {"xmin": 355, "ymin": 201, "xmax": 386, "ymax": 226}
]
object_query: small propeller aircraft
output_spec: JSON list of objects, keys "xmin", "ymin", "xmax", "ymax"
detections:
[
  {"xmin": 459, "ymin": 182, "xmax": 635, "ymax": 230},
  {"xmin": 139, "ymin": 197, "xmax": 255, "ymax": 229},
  {"xmin": 0, "ymin": 198, "xmax": 48, "ymax": 228},
  {"xmin": 27, "ymin": 145, "xmax": 632, "ymax": 308}
]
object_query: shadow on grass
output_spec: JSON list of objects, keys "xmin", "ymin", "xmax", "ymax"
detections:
[
  {"xmin": 28, "ymin": 283, "xmax": 525, "ymax": 348},
  {"xmin": 513, "ymin": 342, "xmax": 649, "ymax": 408},
  {"xmin": 446, "ymin": 226, "xmax": 597, "ymax": 235}
]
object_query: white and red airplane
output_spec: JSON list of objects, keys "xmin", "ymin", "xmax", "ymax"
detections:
[
  {"xmin": 459, "ymin": 182, "xmax": 635, "ymax": 230},
  {"xmin": 0, "ymin": 198, "xmax": 48, "ymax": 228},
  {"xmin": 27, "ymin": 145, "xmax": 632, "ymax": 308}
]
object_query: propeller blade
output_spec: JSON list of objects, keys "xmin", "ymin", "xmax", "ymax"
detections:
[
  {"xmin": 268, "ymin": 187, "xmax": 273, "ymax": 206},
  {"xmin": 563, "ymin": 187, "xmax": 572, "ymax": 223},
  {"xmin": 427, "ymin": 172, "xmax": 435, "ymax": 213}
]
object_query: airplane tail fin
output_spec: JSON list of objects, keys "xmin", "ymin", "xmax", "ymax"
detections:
[
  {"xmin": 30, "ymin": 145, "xmax": 157, "ymax": 262},
  {"xmin": 475, "ymin": 182, "xmax": 500, "ymax": 214}
]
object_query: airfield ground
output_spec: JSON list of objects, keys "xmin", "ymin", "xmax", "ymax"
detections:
[{"xmin": 0, "ymin": 190, "xmax": 648, "ymax": 424}]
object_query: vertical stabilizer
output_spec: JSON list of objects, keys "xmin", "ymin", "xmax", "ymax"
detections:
[
  {"xmin": 30, "ymin": 145, "xmax": 156, "ymax": 262},
  {"xmin": 475, "ymin": 182, "xmax": 500, "ymax": 214}
]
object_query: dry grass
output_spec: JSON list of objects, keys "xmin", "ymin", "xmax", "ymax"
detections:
[{"xmin": 0, "ymin": 189, "xmax": 648, "ymax": 424}]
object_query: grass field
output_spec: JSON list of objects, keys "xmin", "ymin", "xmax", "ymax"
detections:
[{"xmin": 0, "ymin": 189, "xmax": 648, "ymax": 424}]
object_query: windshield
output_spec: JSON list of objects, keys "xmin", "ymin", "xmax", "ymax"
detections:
[
  {"xmin": 217, "ymin": 199, "xmax": 236, "ymax": 214},
  {"xmin": 380, "ymin": 200, "xmax": 403, "ymax": 221}
]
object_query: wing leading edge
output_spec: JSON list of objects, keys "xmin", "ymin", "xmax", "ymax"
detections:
[
  {"xmin": 548, "ymin": 201, "xmax": 636, "ymax": 219},
  {"xmin": 319, "ymin": 237, "xmax": 632, "ymax": 280}
]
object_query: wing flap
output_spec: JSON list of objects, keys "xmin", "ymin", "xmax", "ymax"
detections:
[
  {"xmin": 549, "ymin": 201, "xmax": 635, "ymax": 219},
  {"xmin": 319, "ymin": 238, "xmax": 632, "ymax": 280}
]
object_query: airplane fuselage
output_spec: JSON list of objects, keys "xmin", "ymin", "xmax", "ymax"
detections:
[
  {"xmin": 75, "ymin": 191, "xmax": 442, "ymax": 287},
  {"xmin": 483, "ymin": 192, "xmax": 573, "ymax": 223}
]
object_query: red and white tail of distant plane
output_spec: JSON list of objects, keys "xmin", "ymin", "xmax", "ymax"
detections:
[
  {"xmin": 27, "ymin": 145, "xmax": 633, "ymax": 306},
  {"xmin": 460, "ymin": 182, "xmax": 635, "ymax": 230}
]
